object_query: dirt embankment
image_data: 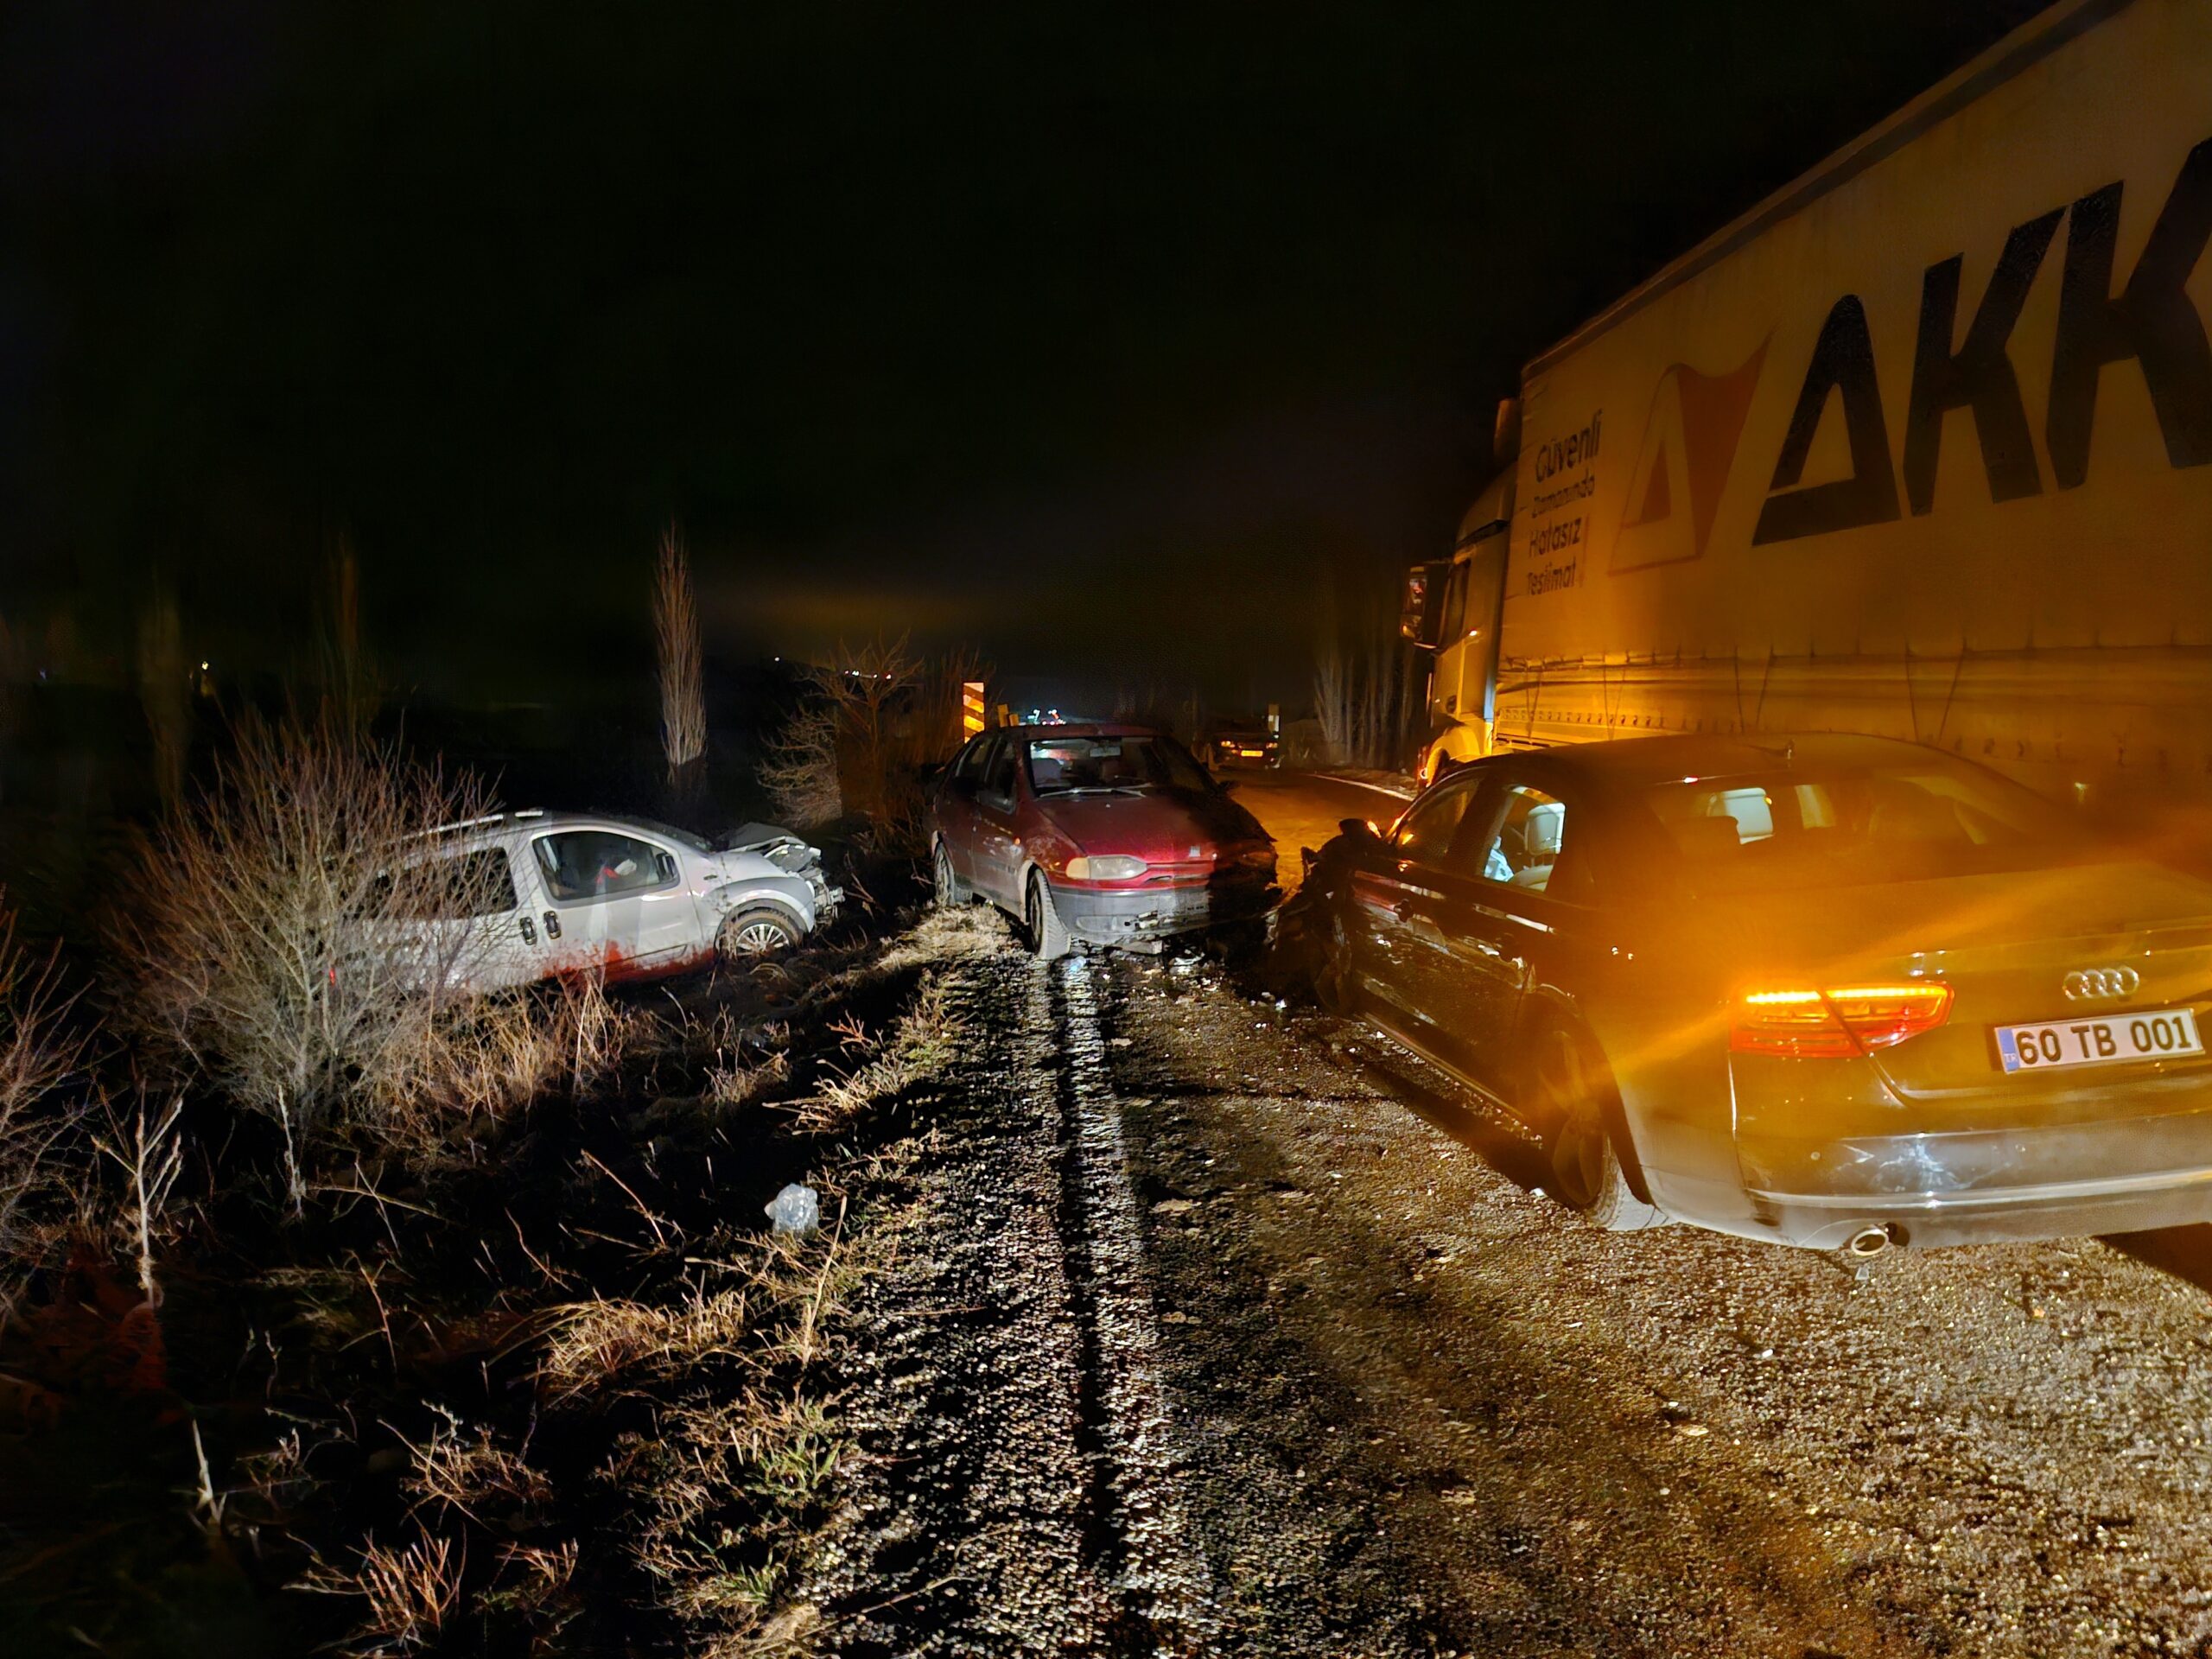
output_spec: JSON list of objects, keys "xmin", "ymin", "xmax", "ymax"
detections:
[{"xmin": 810, "ymin": 933, "xmax": 2212, "ymax": 1658}]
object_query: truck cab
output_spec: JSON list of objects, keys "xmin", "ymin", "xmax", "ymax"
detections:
[{"xmin": 1407, "ymin": 461, "xmax": 1514, "ymax": 785}]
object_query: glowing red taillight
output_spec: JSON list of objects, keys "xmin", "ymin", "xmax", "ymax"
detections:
[{"xmin": 1730, "ymin": 983, "xmax": 1954, "ymax": 1058}]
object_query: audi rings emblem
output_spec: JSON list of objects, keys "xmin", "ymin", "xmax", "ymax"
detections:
[{"xmin": 2063, "ymin": 965, "xmax": 2141, "ymax": 1001}]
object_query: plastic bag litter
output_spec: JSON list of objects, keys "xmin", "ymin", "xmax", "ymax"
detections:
[{"xmin": 766, "ymin": 1182, "xmax": 820, "ymax": 1236}]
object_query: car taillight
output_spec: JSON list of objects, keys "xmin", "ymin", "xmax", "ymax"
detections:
[{"xmin": 1730, "ymin": 983, "xmax": 1954, "ymax": 1058}]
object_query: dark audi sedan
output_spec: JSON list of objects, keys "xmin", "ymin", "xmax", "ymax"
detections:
[{"xmin": 1305, "ymin": 733, "xmax": 2212, "ymax": 1252}]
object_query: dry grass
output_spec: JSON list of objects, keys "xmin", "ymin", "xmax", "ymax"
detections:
[
  {"xmin": 709, "ymin": 1048, "xmax": 790, "ymax": 1110},
  {"xmin": 873, "ymin": 899, "xmax": 1010, "ymax": 974},
  {"xmin": 369, "ymin": 972, "xmax": 649, "ymax": 1153},
  {"xmin": 539, "ymin": 1281, "xmax": 753, "ymax": 1402},
  {"xmin": 487, "ymin": 1539, "xmax": 579, "ymax": 1618},
  {"xmin": 623, "ymin": 1388, "xmax": 850, "ymax": 1639},
  {"xmin": 796, "ymin": 971, "xmax": 961, "ymax": 1132},
  {"xmin": 656, "ymin": 527, "xmax": 707, "ymax": 784},
  {"xmin": 402, "ymin": 1406, "xmax": 551, "ymax": 1524},
  {"xmin": 298, "ymin": 1530, "xmax": 467, "ymax": 1655}
]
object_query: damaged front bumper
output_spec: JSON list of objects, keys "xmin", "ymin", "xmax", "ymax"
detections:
[{"xmin": 1050, "ymin": 876, "xmax": 1274, "ymax": 950}]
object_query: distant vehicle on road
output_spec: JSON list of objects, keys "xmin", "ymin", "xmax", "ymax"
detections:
[
  {"xmin": 930, "ymin": 724, "xmax": 1276, "ymax": 958},
  {"xmin": 389, "ymin": 811, "xmax": 839, "ymax": 990},
  {"xmin": 1304, "ymin": 732, "xmax": 2212, "ymax": 1253},
  {"xmin": 1203, "ymin": 720, "xmax": 1281, "ymax": 772}
]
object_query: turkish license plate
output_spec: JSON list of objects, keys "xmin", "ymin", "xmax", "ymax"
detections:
[{"xmin": 1995, "ymin": 1007, "xmax": 2204, "ymax": 1073}]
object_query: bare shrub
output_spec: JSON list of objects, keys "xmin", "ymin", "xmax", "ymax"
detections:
[
  {"xmin": 91, "ymin": 1095, "xmax": 185, "ymax": 1305},
  {"xmin": 760, "ymin": 638, "xmax": 986, "ymax": 844},
  {"xmin": 758, "ymin": 701, "xmax": 842, "ymax": 829},
  {"xmin": 0, "ymin": 899, "xmax": 87, "ymax": 1285},
  {"xmin": 656, "ymin": 526, "xmax": 708, "ymax": 785},
  {"xmin": 114, "ymin": 717, "xmax": 499, "ymax": 1209}
]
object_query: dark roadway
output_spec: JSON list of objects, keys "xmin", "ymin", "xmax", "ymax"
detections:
[{"xmin": 1227, "ymin": 768, "xmax": 1413, "ymax": 897}]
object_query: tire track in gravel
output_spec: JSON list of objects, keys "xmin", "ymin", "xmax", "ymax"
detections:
[
  {"xmin": 805, "ymin": 939, "xmax": 1220, "ymax": 1656},
  {"xmin": 806, "ymin": 948, "xmax": 1116, "ymax": 1655},
  {"xmin": 1050, "ymin": 957, "xmax": 1223, "ymax": 1653}
]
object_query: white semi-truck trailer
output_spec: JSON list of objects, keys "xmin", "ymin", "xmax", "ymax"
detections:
[{"xmin": 1408, "ymin": 0, "xmax": 2212, "ymax": 830}]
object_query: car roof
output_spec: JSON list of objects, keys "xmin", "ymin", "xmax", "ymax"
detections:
[
  {"xmin": 999, "ymin": 722, "xmax": 1166, "ymax": 740},
  {"xmin": 423, "ymin": 810, "xmax": 696, "ymax": 845},
  {"xmin": 1503, "ymin": 731, "xmax": 1955, "ymax": 789}
]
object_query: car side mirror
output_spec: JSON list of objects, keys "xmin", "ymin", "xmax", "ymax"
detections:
[
  {"xmin": 918, "ymin": 761, "xmax": 947, "ymax": 785},
  {"xmin": 1339, "ymin": 816, "xmax": 1380, "ymax": 843}
]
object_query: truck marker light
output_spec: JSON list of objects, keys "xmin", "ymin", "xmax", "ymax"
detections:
[{"xmin": 1732, "ymin": 983, "xmax": 1954, "ymax": 1058}]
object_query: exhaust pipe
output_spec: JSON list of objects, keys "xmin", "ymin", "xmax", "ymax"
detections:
[{"xmin": 1846, "ymin": 1224, "xmax": 1892, "ymax": 1258}]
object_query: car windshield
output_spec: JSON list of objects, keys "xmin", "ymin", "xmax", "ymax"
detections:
[
  {"xmin": 621, "ymin": 816, "xmax": 713, "ymax": 854},
  {"xmin": 1027, "ymin": 735, "xmax": 1211, "ymax": 795},
  {"xmin": 1643, "ymin": 757, "xmax": 2094, "ymax": 893}
]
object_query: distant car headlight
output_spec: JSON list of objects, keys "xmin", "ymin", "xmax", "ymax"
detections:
[{"xmin": 1065, "ymin": 855, "xmax": 1147, "ymax": 880}]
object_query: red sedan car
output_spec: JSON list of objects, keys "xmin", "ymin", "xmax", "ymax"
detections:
[{"xmin": 930, "ymin": 724, "xmax": 1277, "ymax": 958}]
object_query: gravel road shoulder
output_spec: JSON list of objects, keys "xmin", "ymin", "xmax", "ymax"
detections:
[{"xmin": 804, "ymin": 925, "xmax": 2212, "ymax": 1656}]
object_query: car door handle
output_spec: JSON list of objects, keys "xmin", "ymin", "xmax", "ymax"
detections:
[
  {"xmin": 519, "ymin": 913, "xmax": 537, "ymax": 944},
  {"xmin": 543, "ymin": 910, "xmax": 562, "ymax": 940}
]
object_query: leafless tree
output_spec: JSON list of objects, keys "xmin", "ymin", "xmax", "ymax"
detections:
[
  {"xmin": 654, "ymin": 527, "xmax": 707, "ymax": 787},
  {"xmin": 760, "ymin": 638, "xmax": 982, "ymax": 847},
  {"xmin": 113, "ymin": 716, "xmax": 499, "ymax": 1212},
  {"xmin": 1314, "ymin": 619, "xmax": 1410, "ymax": 770},
  {"xmin": 137, "ymin": 589, "xmax": 191, "ymax": 806},
  {"xmin": 319, "ymin": 539, "xmax": 382, "ymax": 743}
]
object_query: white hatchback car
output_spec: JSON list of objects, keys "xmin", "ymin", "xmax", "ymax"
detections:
[{"xmin": 392, "ymin": 810, "xmax": 840, "ymax": 990}]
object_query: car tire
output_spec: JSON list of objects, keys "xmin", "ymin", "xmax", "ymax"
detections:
[
  {"xmin": 1531, "ymin": 1024, "xmax": 1668, "ymax": 1232},
  {"xmin": 1313, "ymin": 902, "xmax": 1358, "ymax": 1015},
  {"xmin": 717, "ymin": 905, "xmax": 802, "ymax": 963},
  {"xmin": 1025, "ymin": 873, "xmax": 1073, "ymax": 963},
  {"xmin": 932, "ymin": 841, "xmax": 968, "ymax": 907}
]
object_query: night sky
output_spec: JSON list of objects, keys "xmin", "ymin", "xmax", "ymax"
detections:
[{"xmin": 1, "ymin": 2, "xmax": 2051, "ymax": 713}]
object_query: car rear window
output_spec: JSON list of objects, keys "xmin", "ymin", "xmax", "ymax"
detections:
[
  {"xmin": 1027, "ymin": 736, "xmax": 1211, "ymax": 794},
  {"xmin": 1643, "ymin": 760, "xmax": 2090, "ymax": 892}
]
